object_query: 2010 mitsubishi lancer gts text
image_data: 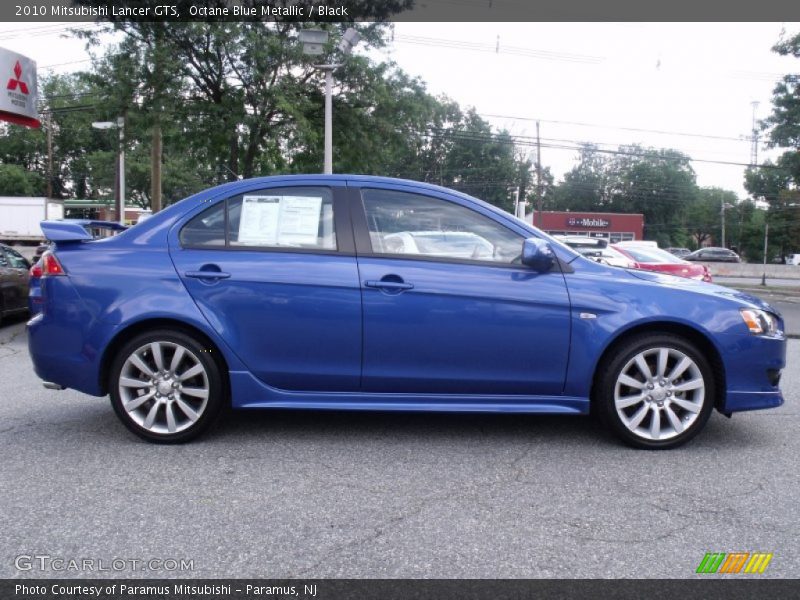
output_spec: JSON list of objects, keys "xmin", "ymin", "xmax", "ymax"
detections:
[{"xmin": 27, "ymin": 175, "xmax": 786, "ymax": 448}]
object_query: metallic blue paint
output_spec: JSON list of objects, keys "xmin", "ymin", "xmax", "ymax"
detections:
[{"xmin": 28, "ymin": 175, "xmax": 785, "ymax": 420}]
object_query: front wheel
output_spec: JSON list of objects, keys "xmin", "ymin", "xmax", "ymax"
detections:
[
  {"xmin": 109, "ymin": 330, "xmax": 225, "ymax": 443},
  {"xmin": 597, "ymin": 334, "xmax": 715, "ymax": 449}
]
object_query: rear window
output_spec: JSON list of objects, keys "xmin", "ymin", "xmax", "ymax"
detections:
[{"xmin": 619, "ymin": 247, "xmax": 684, "ymax": 264}]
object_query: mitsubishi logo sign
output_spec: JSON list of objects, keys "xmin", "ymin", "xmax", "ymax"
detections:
[
  {"xmin": 7, "ymin": 61, "xmax": 30, "ymax": 95},
  {"xmin": 0, "ymin": 48, "xmax": 39, "ymax": 128}
]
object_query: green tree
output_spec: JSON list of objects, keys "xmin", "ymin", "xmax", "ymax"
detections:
[
  {"xmin": 750, "ymin": 30, "xmax": 800, "ymax": 258},
  {"xmin": 733, "ymin": 200, "xmax": 770, "ymax": 262},
  {"xmin": 744, "ymin": 162, "xmax": 797, "ymax": 259},
  {"xmin": 551, "ymin": 144, "xmax": 609, "ymax": 212},
  {"xmin": 762, "ymin": 31, "xmax": 800, "ymax": 184},
  {"xmin": 0, "ymin": 163, "xmax": 40, "ymax": 196},
  {"xmin": 551, "ymin": 144, "xmax": 699, "ymax": 246},
  {"xmin": 605, "ymin": 146, "xmax": 697, "ymax": 246},
  {"xmin": 683, "ymin": 187, "xmax": 738, "ymax": 249}
]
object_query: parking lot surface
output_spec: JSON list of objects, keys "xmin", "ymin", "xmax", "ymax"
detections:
[{"xmin": 1, "ymin": 318, "xmax": 798, "ymax": 579}]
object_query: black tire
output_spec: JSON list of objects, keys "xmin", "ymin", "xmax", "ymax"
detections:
[
  {"xmin": 108, "ymin": 329, "xmax": 225, "ymax": 443},
  {"xmin": 596, "ymin": 333, "xmax": 715, "ymax": 450}
]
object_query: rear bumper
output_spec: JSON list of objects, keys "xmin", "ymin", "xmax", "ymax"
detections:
[{"xmin": 27, "ymin": 278, "xmax": 106, "ymax": 397}]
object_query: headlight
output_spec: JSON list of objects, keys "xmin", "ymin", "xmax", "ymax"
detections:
[{"xmin": 739, "ymin": 309, "xmax": 781, "ymax": 336}]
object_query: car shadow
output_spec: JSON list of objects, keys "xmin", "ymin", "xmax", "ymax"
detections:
[
  {"xmin": 199, "ymin": 407, "xmax": 775, "ymax": 452},
  {"xmin": 0, "ymin": 311, "xmax": 29, "ymax": 329},
  {"xmin": 212, "ymin": 408, "xmax": 610, "ymax": 446},
  {"xmin": 11, "ymin": 390, "xmax": 776, "ymax": 453}
]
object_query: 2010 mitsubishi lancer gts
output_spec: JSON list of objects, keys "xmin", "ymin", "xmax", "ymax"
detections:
[{"xmin": 27, "ymin": 175, "xmax": 786, "ymax": 448}]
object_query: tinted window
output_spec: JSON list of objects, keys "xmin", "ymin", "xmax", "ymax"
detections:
[
  {"xmin": 620, "ymin": 247, "xmax": 684, "ymax": 264},
  {"xmin": 180, "ymin": 187, "xmax": 335, "ymax": 250},
  {"xmin": 180, "ymin": 201, "xmax": 226, "ymax": 247},
  {"xmin": 362, "ymin": 189, "xmax": 522, "ymax": 264},
  {"xmin": 3, "ymin": 247, "xmax": 28, "ymax": 269}
]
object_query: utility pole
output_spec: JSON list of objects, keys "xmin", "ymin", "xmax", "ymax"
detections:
[
  {"xmin": 151, "ymin": 124, "xmax": 162, "ymax": 213},
  {"xmin": 46, "ymin": 112, "xmax": 53, "ymax": 199},
  {"xmin": 150, "ymin": 28, "xmax": 163, "ymax": 214},
  {"xmin": 118, "ymin": 115, "xmax": 125, "ymax": 225},
  {"xmin": 721, "ymin": 201, "xmax": 726, "ymax": 249},
  {"xmin": 536, "ymin": 120, "xmax": 543, "ymax": 227},
  {"xmin": 761, "ymin": 222, "xmax": 769, "ymax": 286},
  {"xmin": 750, "ymin": 101, "xmax": 760, "ymax": 166}
]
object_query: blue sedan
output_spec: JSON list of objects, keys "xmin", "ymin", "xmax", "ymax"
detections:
[{"xmin": 27, "ymin": 176, "xmax": 786, "ymax": 448}]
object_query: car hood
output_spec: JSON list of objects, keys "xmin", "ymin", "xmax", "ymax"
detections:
[{"xmin": 624, "ymin": 268, "xmax": 780, "ymax": 315}]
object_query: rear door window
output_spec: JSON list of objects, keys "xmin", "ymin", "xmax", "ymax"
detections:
[{"xmin": 180, "ymin": 187, "xmax": 336, "ymax": 250}]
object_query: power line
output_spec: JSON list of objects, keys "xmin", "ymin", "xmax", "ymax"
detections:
[
  {"xmin": 392, "ymin": 34, "xmax": 605, "ymax": 65},
  {"xmin": 0, "ymin": 24, "xmax": 95, "ymax": 41},
  {"xmin": 480, "ymin": 113, "xmax": 750, "ymax": 143},
  {"xmin": 40, "ymin": 59, "xmax": 93, "ymax": 71},
  {"xmin": 419, "ymin": 126, "xmax": 778, "ymax": 170}
]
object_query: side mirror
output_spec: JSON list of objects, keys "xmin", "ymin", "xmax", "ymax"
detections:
[{"xmin": 521, "ymin": 237, "xmax": 556, "ymax": 272}]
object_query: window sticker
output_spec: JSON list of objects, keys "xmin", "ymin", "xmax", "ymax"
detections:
[
  {"xmin": 238, "ymin": 195, "xmax": 280, "ymax": 245},
  {"xmin": 237, "ymin": 195, "xmax": 323, "ymax": 246},
  {"xmin": 277, "ymin": 196, "xmax": 323, "ymax": 245}
]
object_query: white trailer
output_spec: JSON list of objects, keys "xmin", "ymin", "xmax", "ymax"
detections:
[{"xmin": 0, "ymin": 196, "xmax": 64, "ymax": 244}]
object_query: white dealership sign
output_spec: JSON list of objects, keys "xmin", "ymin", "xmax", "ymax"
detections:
[{"xmin": 0, "ymin": 47, "xmax": 39, "ymax": 128}]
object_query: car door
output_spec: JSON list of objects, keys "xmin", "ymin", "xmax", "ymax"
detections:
[
  {"xmin": 1, "ymin": 246, "xmax": 30, "ymax": 312},
  {"xmin": 351, "ymin": 185, "xmax": 571, "ymax": 396},
  {"xmin": 170, "ymin": 183, "xmax": 362, "ymax": 392}
]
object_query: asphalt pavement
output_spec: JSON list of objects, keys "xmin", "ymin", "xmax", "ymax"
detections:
[
  {"xmin": 0, "ymin": 318, "xmax": 798, "ymax": 579},
  {"xmin": 773, "ymin": 301, "xmax": 800, "ymax": 337}
]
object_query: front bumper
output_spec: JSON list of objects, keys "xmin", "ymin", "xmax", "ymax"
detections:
[{"xmin": 718, "ymin": 332, "xmax": 786, "ymax": 413}]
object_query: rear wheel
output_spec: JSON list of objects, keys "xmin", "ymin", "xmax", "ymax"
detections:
[
  {"xmin": 597, "ymin": 334, "xmax": 715, "ymax": 449},
  {"xmin": 109, "ymin": 330, "xmax": 225, "ymax": 443}
]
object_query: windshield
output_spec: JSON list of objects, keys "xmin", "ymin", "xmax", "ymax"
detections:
[{"xmin": 618, "ymin": 246, "xmax": 688, "ymax": 264}]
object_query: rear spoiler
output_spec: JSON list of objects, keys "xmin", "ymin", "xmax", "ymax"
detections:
[{"xmin": 40, "ymin": 219, "xmax": 128, "ymax": 243}]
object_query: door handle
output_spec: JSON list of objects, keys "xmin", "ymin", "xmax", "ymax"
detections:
[
  {"xmin": 364, "ymin": 279, "xmax": 414, "ymax": 291},
  {"xmin": 185, "ymin": 270, "xmax": 231, "ymax": 280}
]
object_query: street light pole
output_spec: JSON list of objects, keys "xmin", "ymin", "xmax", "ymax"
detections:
[
  {"xmin": 720, "ymin": 201, "xmax": 733, "ymax": 249},
  {"xmin": 323, "ymin": 66, "xmax": 335, "ymax": 175},
  {"xmin": 92, "ymin": 117, "xmax": 126, "ymax": 226},
  {"xmin": 299, "ymin": 28, "xmax": 360, "ymax": 175},
  {"xmin": 117, "ymin": 116, "xmax": 125, "ymax": 224}
]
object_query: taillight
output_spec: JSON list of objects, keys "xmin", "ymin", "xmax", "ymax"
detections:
[
  {"xmin": 30, "ymin": 262, "xmax": 43, "ymax": 278},
  {"xmin": 41, "ymin": 251, "xmax": 65, "ymax": 277}
]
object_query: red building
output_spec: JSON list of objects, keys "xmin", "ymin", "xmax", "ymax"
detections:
[{"xmin": 532, "ymin": 211, "xmax": 644, "ymax": 243}]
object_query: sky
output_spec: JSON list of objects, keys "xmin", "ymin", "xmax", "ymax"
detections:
[{"xmin": 0, "ymin": 21, "xmax": 798, "ymax": 198}]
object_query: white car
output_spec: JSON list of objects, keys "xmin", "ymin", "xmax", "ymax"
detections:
[
  {"xmin": 381, "ymin": 231, "xmax": 495, "ymax": 259},
  {"xmin": 553, "ymin": 235, "xmax": 635, "ymax": 268}
]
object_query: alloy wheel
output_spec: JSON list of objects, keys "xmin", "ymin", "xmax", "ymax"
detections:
[
  {"xmin": 613, "ymin": 347, "xmax": 705, "ymax": 442},
  {"xmin": 118, "ymin": 341, "xmax": 210, "ymax": 435}
]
